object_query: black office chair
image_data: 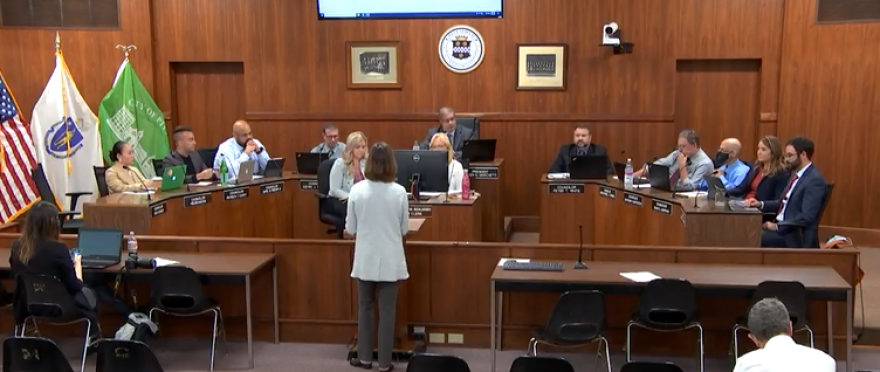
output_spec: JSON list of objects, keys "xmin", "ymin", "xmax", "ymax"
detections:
[
  {"xmin": 148, "ymin": 266, "xmax": 227, "ymax": 371},
  {"xmin": 777, "ymin": 183, "xmax": 834, "ymax": 248},
  {"xmin": 31, "ymin": 163, "xmax": 91, "ymax": 233},
  {"xmin": 15, "ymin": 274, "xmax": 93, "ymax": 372},
  {"xmin": 152, "ymin": 159, "xmax": 164, "ymax": 177},
  {"xmin": 3, "ymin": 337, "xmax": 75, "ymax": 372},
  {"xmin": 406, "ymin": 353, "xmax": 471, "ymax": 372},
  {"xmin": 528, "ymin": 290, "xmax": 611, "ymax": 372},
  {"xmin": 509, "ymin": 356, "xmax": 575, "ymax": 372},
  {"xmin": 94, "ymin": 166, "xmax": 110, "ymax": 197},
  {"xmin": 626, "ymin": 279, "xmax": 703, "ymax": 372},
  {"xmin": 198, "ymin": 147, "xmax": 218, "ymax": 169},
  {"xmin": 314, "ymin": 158, "xmax": 344, "ymax": 238},
  {"xmin": 455, "ymin": 117, "xmax": 480, "ymax": 138},
  {"xmin": 619, "ymin": 361, "xmax": 685, "ymax": 372},
  {"xmin": 97, "ymin": 339, "xmax": 165, "ymax": 372},
  {"xmin": 732, "ymin": 281, "xmax": 813, "ymax": 358}
]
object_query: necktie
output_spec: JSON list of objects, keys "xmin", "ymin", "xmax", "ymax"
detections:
[
  {"xmin": 778, "ymin": 174, "xmax": 800, "ymax": 214},
  {"xmin": 670, "ymin": 169, "xmax": 681, "ymax": 185}
]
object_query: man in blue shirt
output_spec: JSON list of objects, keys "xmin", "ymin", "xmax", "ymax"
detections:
[
  {"xmin": 214, "ymin": 120, "xmax": 271, "ymax": 179},
  {"xmin": 705, "ymin": 138, "xmax": 750, "ymax": 190}
]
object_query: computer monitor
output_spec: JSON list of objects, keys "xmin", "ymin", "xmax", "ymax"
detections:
[{"xmin": 394, "ymin": 150, "xmax": 448, "ymax": 193}]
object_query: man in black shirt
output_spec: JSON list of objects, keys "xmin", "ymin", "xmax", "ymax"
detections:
[
  {"xmin": 162, "ymin": 126, "xmax": 214, "ymax": 183},
  {"xmin": 548, "ymin": 123, "xmax": 609, "ymax": 173}
]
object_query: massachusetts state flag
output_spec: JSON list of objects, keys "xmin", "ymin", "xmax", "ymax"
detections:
[{"xmin": 0, "ymin": 71, "xmax": 40, "ymax": 223}]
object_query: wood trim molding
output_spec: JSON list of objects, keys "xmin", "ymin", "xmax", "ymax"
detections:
[
  {"xmin": 760, "ymin": 112, "xmax": 778, "ymax": 121},
  {"xmin": 245, "ymin": 111, "xmax": 674, "ymax": 122},
  {"xmin": 820, "ymin": 225, "xmax": 880, "ymax": 247}
]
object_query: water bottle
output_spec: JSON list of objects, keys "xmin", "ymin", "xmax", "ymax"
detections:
[
  {"xmin": 624, "ymin": 158, "xmax": 634, "ymax": 189},
  {"xmin": 461, "ymin": 168, "xmax": 471, "ymax": 200},
  {"xmin": 219, "ymin": 154, "xmax": 228, "ymax": 186},
  {"xmin": 127, "ymin": 231, "xmax": 138, "ymax": 259},
  {"xmin": 412, "ymin": 140, "xmax": 420, "ymax": 150}
]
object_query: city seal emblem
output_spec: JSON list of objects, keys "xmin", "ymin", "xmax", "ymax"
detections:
[
  {"xmin": 438, "ymin": 25, "xmax": 485, "ymax": 74},
  {"xmin": 44, "ymin": 117, "xmax": 85, "ymax": 159}
]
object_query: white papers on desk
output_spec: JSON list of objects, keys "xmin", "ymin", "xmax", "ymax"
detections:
[
  {"xmin": 547, "ymin": 173, "xmax": 570, "ymax": 180},
  {"xmin": 152, "ymin": 257, "xmax": 182, "ymax": 267},
  {"xmin": 676, "ymin": 191, "xmax": 705, "ymax": 198},
  {"xmin": 497, "ymin": 258, "xmax": 530, "ymax": 267},
  {"xmin": 252, "ymin": 175, "xmax": 264, "ymax": 179},
  {"xmin": 633, "ymin": 183, "xmax": 651, "ymax": 189},
  {"xmin": 418, "ymin": 192, "xmax": 445, "ymax": 197},
  {"xmin": 151, "ymin": 177, "xmax": 162, "ymax": 181},
  {"xmin": 195, "ymin": 181, "xmax": 213, "ymax": 186},
  {"xmin": 620, "ymin": 271, "xmax": 661, "ymax": 282},
  {"xmin": 123, "ymin": 191, "xmax": 155, "ymax": 195}
]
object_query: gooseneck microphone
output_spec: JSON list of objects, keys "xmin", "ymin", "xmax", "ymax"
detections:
[
  {"xmin": 125, "ymin": 166, "xmax": 151, "ymax": 201},
  {"xmin": 573, "ymin": 225, "xmax": 588, "ymax": 269}
]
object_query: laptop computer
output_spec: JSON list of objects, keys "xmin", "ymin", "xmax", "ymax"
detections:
[
  {"xmin": 264, "ymin": 158, "xmax": 285, "ymax": 178},
  {"xmin": 160, "ymin": 165, "xmax": 185, "ymax": 191},
  {"xmin": 647, "ymin": 164, "xmax": 686, "ymax": 192},
  {"xmin": 570, "ymin": 155, "xmax": 609, "ymax": 180},
  {"xmin": 75, "ymin": 228, "xmax": 123, "ymax": 269},
  {"xmin": 613, "ymin": 162, "xmax": 651, "ymax": 185},
  {"xmin": 236, "ymin": 160, "xmax": 256, "ymax": 184},
  {"xmin": 461, "ymin": 139, "xmax": 496, "ymax": 162},
  {"xmin": 296, "ymin": 152, "xmax": 326, "ymax": 175}
]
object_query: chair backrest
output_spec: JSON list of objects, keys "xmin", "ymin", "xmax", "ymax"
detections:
[
  {"xmin": 151, "ymin": 159, "xmax": 164, "ymax": 176},
  {"xmin": 150, "ymin": 266, "xmax": 210, "ymax": 312},
  {"xmin": 3, "ymin": 337, "xmax": 75, "ymax": 372},
  {"xmin": 816, "ymin": 183, "xmax": 834, "ymax": 225},
  {"xmin": 406, "ymin": 353, "xmax": 471, "ymax": 372},
  {"xmin": 750, "ymin": 281, "xmax": 808, "ymax": 327},
  {"xmin": 543, "ymin": 290, "xmax": 605, "ymax": 342},
  {"xmin": 97, "ymin": 339, "xmax": 164, "ymax": 372},
  {"xmin": 637, "ymin": 279, "xmax": 697, "ymax": 325},
  {"xmin": 619, "ymin": 361, "xmax": 684, "ymax": 372},
  {"xmin": 198, "ymin": 147, "xmax": 218, "ymax": 169},
  {"xmin": 94, "ymin": 166, "xmax": 110, "ymax": 197},
  {"xmin": 509, "ymin": 356, "xmax": 575, "ymax": 372},
  {"xmin": 456, "ymin": 117, "xmax": 480, "ymax": 138},
  {"xmin": 15, "ymin": 274, "xmax": 81, "ymax": 321},
  {"xmin": 30, "ymin": 163, "xmax": 57, "ymax": 204},
  {"xmin": 317, "ymin": 158, "xmax": 335, "ymax": 196}
]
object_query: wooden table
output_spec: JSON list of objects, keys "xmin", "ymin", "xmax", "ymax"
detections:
[
  {"xmin": 540, "ymin": 176, "xmax": 763, "ymax": 246},
  {"xmin": 407, "ymin": 196, "xmax": 482, "ymax": 241},
  {"xmin": 489, "ymin": 261, "xmax": 853, "ymax": 372}
]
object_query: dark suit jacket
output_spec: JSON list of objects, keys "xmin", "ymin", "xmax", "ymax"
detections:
[
  {"xmin": 162, "ymin": 150, "xmax": 209, "ymax": 184},
  {"xmin": 548, "ymin": 143, "xmax": 609, "ymax": 173},
  {"xmin": 760, "ymin": 165, "xmax": 827, "ymax": 248},
  {"xmin": 728, "ymin": 166, "xmax": 791, "ymax": 221},
  {"xmin": 420, "ymin": 125, "xmax": 477, "ymax": 156}
]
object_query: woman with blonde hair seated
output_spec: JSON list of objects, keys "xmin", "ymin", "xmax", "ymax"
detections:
[
  {"xmin": 429, "ymin": 133, "xmax": 464, "ymax": 195},
  {"xmin": 328, "ymin": 131, "xmax": 368, "ymax": 220}
]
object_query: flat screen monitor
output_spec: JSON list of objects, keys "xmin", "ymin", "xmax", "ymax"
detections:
[
  {"xmin": 317, "ymin": 0, "xmax": 503, "ymax": 20},
  {"xmin": 394, "ymin": 150, "xmax": 448, "ymax": 193}
]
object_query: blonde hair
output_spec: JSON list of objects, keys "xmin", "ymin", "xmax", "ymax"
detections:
[
  {"xmin": 429, "ymin": 133, "xmax": 454, "ymax": 164},
  {"xmin": 342, "ymin": 131, "xmax": 368, "ymax": 177}
]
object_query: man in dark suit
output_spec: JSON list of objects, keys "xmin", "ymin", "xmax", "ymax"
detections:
[
  {"xmin": 548, "ymin": 123, "xmax": 609, "ymax": 173},
  {"xmin": 746, "ymin": 137, "xmax": 827, "ymax": 248},
  {"xmin": 162, "ymin": 126, "xmax": 214, "ymax": 184},
  {"xmin": 420, "ymin": 107, "xmax": 476, "ymax": 157}
]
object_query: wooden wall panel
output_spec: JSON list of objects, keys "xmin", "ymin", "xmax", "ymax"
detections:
[{"xmin": 170, "ymin": 62, "xmax": 245, "ymax": 146}]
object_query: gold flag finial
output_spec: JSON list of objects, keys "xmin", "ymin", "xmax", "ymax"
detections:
[
  {"xmin": 55, "ymin": 32, "xmax": 61, "ymax": 52},
  {"xmin": 115, "ymin": 44, "xmax": 137, "ymax": 60}
]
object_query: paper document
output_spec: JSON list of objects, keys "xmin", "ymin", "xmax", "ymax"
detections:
[
  {"xmin": 676, "ymin": 191, "xmax": 705, "ymax": 198},
  {"xmin": 620, "ymin": 271, "xmax": 661, "ymax": 282},
  {"xmin": 418, "ymin": 192, "xmax": 445, "ymax": 197},
  {"xmin": 497, "ymin": 258, "xmax": 530, "ymax": 267},
  {"xmin": 152, "ymin": 257, "xmax": 181, "ymax": 267},
  {"xmin": 633, "ymin": 183, "xmax": 651, "ymax": 188},
  {"xmin": 195, "ymin": 181, "xmax": 213, "ymax": 186},
  {"xmin": 124, "ymin": 191, "xmax": 155, "ymax": 195},
  {"xmin": 253, "ymin": 175, "xmax": 264, "ymax": 179},
  {"xmin": 547, "ymin": 173, "xmax": 570, "ymax": 180}
]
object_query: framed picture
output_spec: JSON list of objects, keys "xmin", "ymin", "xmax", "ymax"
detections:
[
  {"xmin": 516, "ymin": 44, "xmax": 568, "ymax": 90},
  {"xmin": 346, "ymin": 41, "xmax": 401, "ymax": 89}
]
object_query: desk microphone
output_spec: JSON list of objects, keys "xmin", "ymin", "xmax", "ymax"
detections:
[
  {"xmin": 573, "ymin": 225, "xmax": 588, "ymax": 270},
  {"xmin": 125, "ymin": 166, "xmax": 151, "ymax": 201}
]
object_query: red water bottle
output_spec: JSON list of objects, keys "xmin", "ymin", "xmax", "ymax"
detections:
[{"xmin": 461, "ymin": 168, "xmax": 471, "ymax": 200}]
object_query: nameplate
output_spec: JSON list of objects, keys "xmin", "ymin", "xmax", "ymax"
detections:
[
  {"xmin": 409, "ymin": 205, "xmax": 433, "ymax": 217},
  {"xmin": 468, "ymin": 166, "xmax": 499, "ymax": 180},
  {"xmin": 623, "ymin": 192, "xmax": 643, "ymax": 207},
  {"xmin": 300, "ymin": 180, "xmax": 318, "ymax": 190},
  {"xmin": 150, "ymin": 202, "xmax": 166, "ymax": 217},
  {"xmin": 548, "ymin": 184, "xmax": 584, "ymax": 194},
  {"xmin": 598, "ymin": 186, "xmax": 617, "ymax": 199},
  {"xmin": 652, "ymin": 200, "xmax": 672, "ymax": 215},
  {"xmin": 261, "ymin": 182, "xmax": 284, "ymax": 194},
  {"xmin": 224, "ymin": 187, "xmax": 249, "ymax": 201},
  {"xmin": 184, "ymin": 193, "xmax": 212, "ymax": 208}
]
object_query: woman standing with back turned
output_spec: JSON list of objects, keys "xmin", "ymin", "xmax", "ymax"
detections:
[{"xmin": 346, "ymin": 142, "xmax": 409, "ymax": 372}]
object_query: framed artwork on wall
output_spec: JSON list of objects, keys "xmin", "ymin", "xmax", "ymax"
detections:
[
  {"xmin": 516, "ymin": 44, "xmax": 568, "ymax": 90},
  {"xmin": 346, "ymin": 41, "xmax": 401, "ymax": 89}
]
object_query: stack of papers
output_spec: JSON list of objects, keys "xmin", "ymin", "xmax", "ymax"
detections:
[
  {"xmin": 195, "ymin": 181, "xmax": 213, "ymax": 186},
  {"xmin": 152, "ymin": 257, "xmax": 182, "ymax": 267},
  {"xmin": 123, "ymin": 191, "xmax": 155, "ymax": 195},
  {"xmin": 620, "ymin": 271, "xmax": 661, "ymax": 282},
  {"xmin": 497, "ymin": 258, "xmax": 530, "ymax": 267},
  {"xmin": 547, "ymin": 173, "xmax": 570, "ymax": 180}
]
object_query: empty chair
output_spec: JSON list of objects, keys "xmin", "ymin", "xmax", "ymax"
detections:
[
  {"xmin": 3, "ymin": 337, "xmax": 75, "ymax": 372},
  {"xmin": 97, "ymin": 339, "xmax": 164, "ymax": 372},
  {"xmin": 619, "ymin": 361, "xmax": 685, "ymax": 372},
  {"xmin": 626, "ymin": 279, "xmax": 703, "ymax": 372},
  {"xmin": 527, "ymin": 290, "xmax": 611, "ymax": 372},
  {"xmin": 152, "ymin": 159, "xmax": 164, "ymax": 176},
  {"xmin": 509, "ymin": 356, "xmax": 575, "ymax": 372},
  {"xmin": 314, "ymin": 158, "xmax": 344, "ymax": 238},
  {"xmin": 406, "ymin": 353, "xmax": 471, "ymax": 372},
  {"xmin": 149, "ymin": 266, "xmax": 227, "ymax": 371},
  {"xmin": 31, "ymin": 163, "xmax": 92, "ymax": 233},
  {"xmin": 733, "ymin": 281, "xmax": 814, "ymax": 358}
]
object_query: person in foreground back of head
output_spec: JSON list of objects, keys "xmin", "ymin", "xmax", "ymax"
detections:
[
  {"xmin": 346, "ymin": 142, "xmax": 409, "ymax": 372},
  {"xmin": 733, "ymin": 298, "xmax": 835, "ymax": 372},
  {"xmin": 106, "ymin": 140, "xmax": 154, "ymax": 193}
]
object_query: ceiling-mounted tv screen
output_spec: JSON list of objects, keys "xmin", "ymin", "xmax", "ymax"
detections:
[{"xmin": 317, "ymin": 0, "xmax": 503, "ymax": 20}]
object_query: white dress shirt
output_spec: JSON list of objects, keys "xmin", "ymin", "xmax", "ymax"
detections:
[
  {"xmin": 733, "ymin": 335, "xmax": 835, "ymax": 372},
  {"xmin": 346, "ymin": 180, "xmax": 410, "ymax": 282},
  {"xmin": 213, "ymin": 137, "xmax": 271, "ymax": 179},
  {"xmin": 448, "ymin": 159, "xmax": 464, "ymax": 194}
]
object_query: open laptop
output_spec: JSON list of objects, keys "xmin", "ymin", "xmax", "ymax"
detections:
[
  {"xmin": 461, "ymin": 139, "xmax": 496, "ymax": 162},
  {"xmin": 613, "ymin": 162, "xmax": 651, "ymax": 185},
  {"xmin": 160, "ymin": 165, "xmax": 185, "ymax": 191},
  {"xmin": 295, "ymin": 152, "xmax": 326, "ymax": 175},
  {"xmin": 647, "ymin": 164, "xmax": 687, "ymax": 192},
  {"xmin": 570, "ymin": 155, "xmax": 609, "ymax": 180},
  {"xmin": 75, "ymin": 228, "xmax": 123, "ymax": 269},
  {"xmin": 236, "ymin": 160, "xmax": 256, "ymax": 184},
  {"xmin": 264, "ymin": 158, "xmax": 285, "ymax": 178}
]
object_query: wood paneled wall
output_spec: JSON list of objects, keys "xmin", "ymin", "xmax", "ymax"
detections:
[{"xmin": 1, "ymin": 0, "xmax": 878, "ymax": 230}]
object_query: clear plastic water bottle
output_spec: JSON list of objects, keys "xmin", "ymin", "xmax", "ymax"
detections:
[
  {"xmin": 412, "ymin": 140, "xmax": 420, "ymax": 150},
  {"xmin": 461, "ymin": 168, "xmax": 471, "ymax": 200},
  {"xmin": 624, "ymin": 158, "xmax": 634, "ymax": 189},
  {"xmin": 219, "ymin": 154, "xmax": 228, "ymax": 186},
  {"xmin": 127, "ymin": 231, "xmax": 138, "ymax": 258}
]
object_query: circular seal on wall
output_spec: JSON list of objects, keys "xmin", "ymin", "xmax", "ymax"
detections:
[{"xmin": 438, "ymin": 25, "xmax": 485, "ymax": 74}]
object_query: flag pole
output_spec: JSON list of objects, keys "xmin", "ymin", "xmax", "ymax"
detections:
[{"xmin": 56, "ymin": 32, "xmax": 73, "ymax": 174}]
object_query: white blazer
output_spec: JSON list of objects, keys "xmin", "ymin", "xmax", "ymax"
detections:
[
  {"xmin": 733, "ymin": 335, "xmax": 835, "ymax": 372},
  {"xmin": 448, "ymin": 160, "xmax": 464, "ymax": 194},
  {"xmin": 346, "ymin": 180, "xmax": 410, "ymax": 282}
]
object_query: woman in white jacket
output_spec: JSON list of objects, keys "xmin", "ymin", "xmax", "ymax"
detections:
[{"xmin": 428, "ymin": 132, "xmax": 464, "ymax": 195}]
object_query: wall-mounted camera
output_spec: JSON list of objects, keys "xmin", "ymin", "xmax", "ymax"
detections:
[{"xmin": 600, "ymin": 22, "xmax": 634, "ymax": 54}]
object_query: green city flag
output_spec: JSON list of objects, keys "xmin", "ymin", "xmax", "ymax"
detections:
[{"xmin": 98, "ymin": 60, "xmax": 169, "ymax": 178}]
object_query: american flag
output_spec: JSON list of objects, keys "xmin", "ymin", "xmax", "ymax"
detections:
[{"xmin": 0, "ymin": 73, "xmax": 40, "ymax": 223}]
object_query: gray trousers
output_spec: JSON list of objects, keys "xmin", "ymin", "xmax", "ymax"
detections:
[{"xmin": 357, "ymin": 280, "xmax": 399, "ymax": 368}]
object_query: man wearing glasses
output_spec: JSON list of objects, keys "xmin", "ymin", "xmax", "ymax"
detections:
[{"xmin": 311, "ymin": 122, "xmax": 345, "ymax": 159}]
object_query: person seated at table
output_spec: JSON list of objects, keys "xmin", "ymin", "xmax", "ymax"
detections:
[
  {"xmin": 429, "ymin": 133, "xmax": 464, "ymax": 195},
  {"xmin": 214, "ymin": 120, "xmax": 271, "ymax": 179},
  {"xmin": 420, "ymin": 107, "xmax": 476, "ymax": 157},
  {"xmin": 310, "ymin": 122, "xmax": 345, "ymax": 160},
  {"xmin": 548, "ymin": 123, "xmax": 608, "ymax": 173},
  {"xmin": 745, "ymin": 137, "xmax": 827, "ymax": 248},
  {"xmin": 733, "ymin": 298, "xmax": 835, "ymax": 372},
  {"xmin": 162, "ymin": 126, "xmax": 214, "ymax": 184},
  {"xmin": 105, "ymin": 141, "xmax": 153, "ymax": 194},
  {"xmin": 328, "ymin": 131, "xmax": 368, "ymax": 221},
  {"xmin": 705, "ymin": 138, "xmax": 749, "ymax": 190},
  {"xmin": 728, "ymin": 136, "xmax": 790, "ymax": 222},
  {"xmin": 633, "ymin": 129, "xmax": 713, "ymax": 191}
]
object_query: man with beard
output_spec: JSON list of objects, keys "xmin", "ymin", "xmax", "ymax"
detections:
[
  {"xmin": 162, "ymin": 126, "xmax": 215, "ymax": 184},
  {"xmin": 746, "ymin": 136, "xmax": 827, "ymax": 248},
  {"xmin": 214, "ymin": 119, "xmax": 271, "ymax": 179},
  {"xmin": 548, "ymin": 123, "xmax": 609, "ymax": 173}
]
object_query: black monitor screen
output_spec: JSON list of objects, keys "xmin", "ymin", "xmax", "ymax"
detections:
[{"xmin": 394, "ymin": 150, "xmax": 448, "ymax": 193}]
